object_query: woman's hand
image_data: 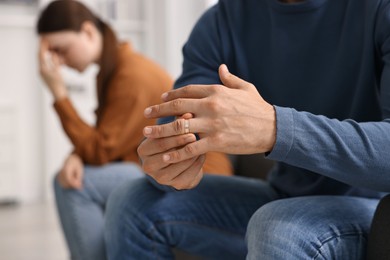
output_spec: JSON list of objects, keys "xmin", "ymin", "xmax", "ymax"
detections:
[
  {"xmin": 38, "ymin": 39, "xmax": 68, "ymax": 100},
  {"xmin": 142, "ymin": 64, "xmax": 276, "ymax": 164},
  {"xmin": 57, "ymin": 153, "xmax": 84, "ymax": 189}
]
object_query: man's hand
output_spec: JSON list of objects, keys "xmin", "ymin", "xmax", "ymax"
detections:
[
  {"xmin": 57, "ymin": 154, "xmax": 84, "ymax": 189},
  {"xmin": 142, "ymin": 64, "xmax": 276, "ymax": 164},
  {"xmin": 137, "ymin": 133, "xmax": 205, "ymax": 190}
]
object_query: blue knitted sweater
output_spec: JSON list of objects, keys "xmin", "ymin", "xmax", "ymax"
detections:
[{"xmin": 170, "ymin": 0, "xmax": 390, "ymax": 197}]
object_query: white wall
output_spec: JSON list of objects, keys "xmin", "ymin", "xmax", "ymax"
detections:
[
  {"xmin": 149, "ymin": 0, "xmax": 208, "ymax": 79},
  {"xmin": 0, "ymin": 4, "xmax": 43, "ymax": 203}
]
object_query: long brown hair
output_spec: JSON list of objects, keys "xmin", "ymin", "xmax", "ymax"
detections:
[{"xmin": 37, "ymin": 0, "xmax": 118, "ymax": 112}]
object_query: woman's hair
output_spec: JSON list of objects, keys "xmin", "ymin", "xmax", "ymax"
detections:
[{"xmin": 37, "ymin": 0, "xmax": 118, "ymax": 111}]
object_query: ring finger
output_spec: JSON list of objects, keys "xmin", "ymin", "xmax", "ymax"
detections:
[
  {"xmin": 138, "ymin": 133, "xmax": 197, "ymax": 156},
  {"xmin": 149, "ymin": 156, "xmax": 199, "ymax": 185},
  {"xmin": 143, "ymin": 118, "xmax": 208, "ymax": 138}
]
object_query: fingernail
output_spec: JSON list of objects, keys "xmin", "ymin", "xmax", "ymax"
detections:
[
  {"xmin": 221, "ymin": 64, "xmax": 229, "ymax": 73},
  {"xmin": 161, "ymin": 92, "xmax": 168, "ymax": 101},
  {"xmin": 144, "ymin": 127, "xmax": 152, "ymax": 135},
  {"xmin": 144, "ymin": 107, "xmax": 152, "ymax": 116},
  {"xmin": 163, "ymin": 154, "xmax": 170, "ymax": 162}
]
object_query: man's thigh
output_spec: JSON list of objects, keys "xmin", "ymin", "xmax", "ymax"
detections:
[
  {"xmin": 105, "ymin": 174, "xmax": 282, "ymax": 259},
  {"xmin": 247, "ymin": 196, "xmax": 380, "ymax": 260}
]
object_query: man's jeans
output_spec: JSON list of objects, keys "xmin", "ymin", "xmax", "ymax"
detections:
[
  {"xmin": 53, "ymin": 162, "xmax": 144, "ymax": 260},
  {"xmin": 105, "ymin": 174, "xmax": 379, "ymax": 260}
]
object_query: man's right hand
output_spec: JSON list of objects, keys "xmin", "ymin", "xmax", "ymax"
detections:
[{"xmin": 137, "ymin": 134, "xmax": 205, "ymax": 190}]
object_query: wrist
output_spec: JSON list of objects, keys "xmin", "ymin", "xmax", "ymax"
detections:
[{"xmin": 52, "ymin": 84, "xmax": 68, "ymax": 100}]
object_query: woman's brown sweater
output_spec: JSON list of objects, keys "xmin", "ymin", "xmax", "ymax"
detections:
[{"xmin": 53, "ymin": 43, "xmax": 232, "ymax": 175}]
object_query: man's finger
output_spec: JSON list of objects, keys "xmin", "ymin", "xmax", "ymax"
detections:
[
  {"xmin": 169, "ymin": 154, "xmax": 205, "ymax": 190},
  {"xmin": 144, "ymin": 97, "xmax": 205, "ymax": 119},
  {"xmin": 149, "ymin": 156, "xmax": 199, "ymax": 185},
  {"xmin": 219, "ymin": 64, "xmax": 251, "ymax": 90},
  {"xmin": 161, "ymin": 84, "xmax": 212, "ymax": 102},
  {"xmin": 141, "ymin": 149, "xmax": 177, "ymax": 174},
  {"xmin": 161, "ymin": 138, "xmax": 209, "ymax": 164},
  {"xmin": 143, "ymin": 118, "xmax": 208, "ymax": 139},
  {"xmin": 138, "ymin": 134, "xmax": 197, "ymax": 156}
]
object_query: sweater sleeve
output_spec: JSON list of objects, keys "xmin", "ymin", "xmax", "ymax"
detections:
[
  {"xmin": 267, "ymin": 5, "xmax": 390, "ymax": 192},
  {"xmin": 54, "ymin": 66, "xmax": 171, "ymax": 165},
  {"xmin": 267, "ymin": 107, "xmax": 390, "ymax": 191}
]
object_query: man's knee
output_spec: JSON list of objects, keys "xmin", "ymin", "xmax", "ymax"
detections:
[
  {"xmin": 104, "ymin": 176, "xmax": 166, "ymax": 257},
  {"xmin": 246, "ymin": 197, "xmax": 372, "ymax": 260},
  {"xmin": 105, "ymin": 177, "xmax": 161, "ymax": 236},
  {"xmin": 246, "ymin": 199, "xmax": 302, "ymax": 248}
]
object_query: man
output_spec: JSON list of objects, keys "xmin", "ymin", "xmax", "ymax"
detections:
[{"xmin": 105, "ymin": 0, "xmax": 390, "ymax": 259}]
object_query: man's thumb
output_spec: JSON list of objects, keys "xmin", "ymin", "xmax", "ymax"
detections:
[{"xmin": 218, "ymin": 64, "xmax": 249, "ymax": 89}]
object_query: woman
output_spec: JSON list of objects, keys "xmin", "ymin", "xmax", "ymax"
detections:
[{"xmin": 37, "ymin": 1, "xmax": 232, "ymax": 260}]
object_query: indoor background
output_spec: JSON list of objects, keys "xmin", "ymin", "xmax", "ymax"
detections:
[{"xmin": 0, "ymin": 0, "xmax": 217, "ymax": 259}]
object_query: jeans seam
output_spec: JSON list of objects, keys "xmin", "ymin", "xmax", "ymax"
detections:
[{"xmin": 313, "ymin": 231, "xmax": 365, "ymax": 260}]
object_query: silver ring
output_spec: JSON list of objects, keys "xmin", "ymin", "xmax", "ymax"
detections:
[{"xmin": 184, "ymin": 119, "xmax": 190, "ymax": 134}]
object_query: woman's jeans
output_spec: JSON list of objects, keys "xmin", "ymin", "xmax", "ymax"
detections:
[
  {"xmin": 105, "ymin": 174, "xmax": 379, "ymax": 260},
  {"xmin": 53, "ymin": 162, "xmax": 144, "ymax": 260}
]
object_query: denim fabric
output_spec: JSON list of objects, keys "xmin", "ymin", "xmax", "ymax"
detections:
[
  {"xmin": 105, "ymin": 174, "xmax": 282, "ymax": 260},
  {"xmin": 53, "ymin": 162, "xmax": 144, "ymax": 260},
  {"xmin": 105, "ymin": 175, "xmax": 379, "ymax": 260},
  {"xmin": 246, "ymin": 196, "xmax": 378, "ymax": 260}
]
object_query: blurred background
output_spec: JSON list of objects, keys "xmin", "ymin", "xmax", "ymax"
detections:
[{"xmin": 0, "ymin": 0, "xmax": 217, "ymax": 259}]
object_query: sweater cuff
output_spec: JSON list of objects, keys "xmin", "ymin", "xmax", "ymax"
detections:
[{"xmin": 266, "ymin": 106, "xmax": 294, "ymax": 161}]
